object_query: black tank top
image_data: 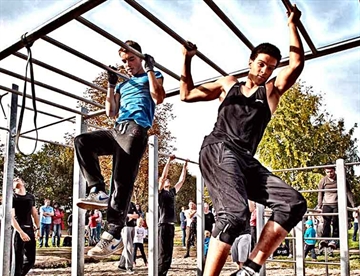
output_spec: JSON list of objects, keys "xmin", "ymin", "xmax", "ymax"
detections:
[{"xmin": 202, "ymin": 82, "xmax": 271, "ymax": 156}]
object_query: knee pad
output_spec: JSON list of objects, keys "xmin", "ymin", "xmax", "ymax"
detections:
[{"xmin": 212, "ymin": 212, "xmax": 249, "ymax": 245}]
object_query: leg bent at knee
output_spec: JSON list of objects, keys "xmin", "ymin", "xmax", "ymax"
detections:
[
  {"xmin": 271, "ymin": 193, "xmax": 307, "ymax": 232},
  {"xmin": 212, "ymin": 212, "xmax": 249, "ymax": 245}
]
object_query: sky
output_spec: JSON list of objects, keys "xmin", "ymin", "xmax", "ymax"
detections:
[{"xmin": 0, "ymin": 0, "xmax": 359, "ymax": 174}]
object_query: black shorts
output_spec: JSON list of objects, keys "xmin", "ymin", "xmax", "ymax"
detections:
[{"xmin": 199, "ymin": 142, "xmax": 306, "ymax": 232}]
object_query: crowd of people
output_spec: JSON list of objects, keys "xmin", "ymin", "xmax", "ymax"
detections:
[{"xmin": 8, "ymin": 4, "xmax": 360, "ymax": 276}]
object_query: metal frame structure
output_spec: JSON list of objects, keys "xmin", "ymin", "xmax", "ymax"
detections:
[{"xmin": 0, "ymin": 0, "xmax": 359, "ymax": 275}]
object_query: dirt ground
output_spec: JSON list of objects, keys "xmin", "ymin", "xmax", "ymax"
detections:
[
  {"xmin": 26, "ymin": 229, "xmax": 360, "ymax": 276},
  {"xmin": 27, "ymin": 245, "xmax": 360, "ymax": 276}
]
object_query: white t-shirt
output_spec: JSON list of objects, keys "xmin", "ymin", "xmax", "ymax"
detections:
[
  {"xmin": 134, "ymin": 226, "xmax": 147, "ymax": 243},
  {"xmin": 184, "ymin": 209, "xmax": 196, "ymax": 227}
]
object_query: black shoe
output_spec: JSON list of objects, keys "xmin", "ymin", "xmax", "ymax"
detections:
[
  {"xmin": 230, "ymin": 267, "xmax": 256, "ymax": 276},
  {"xmin": 184, "ymin": 254, "xmax": 190, "ymax": 258},
  {"xmin": 118, "ymin": 265, "xmax": 126, "ymax": 271}
]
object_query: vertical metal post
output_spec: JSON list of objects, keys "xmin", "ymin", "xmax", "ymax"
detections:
[
  {"xmin": 257, "ymin": 204, "xmax": 266, "ymax": 276},
  {"xmin": 148, "ymin": 135, "xmax": 159, "ymax": 276},
  {"xmin": 0, "ymin": 87, "xmax": 18, "ymax": 276},
  {"xmin": 336, "ymin": 159, "xmax": 349, "ymax": 276},
  {"xmin": 196, "ymin": 170, "xmax": 204, "ymax": 276},
  {"xmin": 294, "ymin": 221, "xmax": 305, "ymax": 276},
  {"xmin": 71, "ymin": 107, "xmax": 87, "ymax": 276}
]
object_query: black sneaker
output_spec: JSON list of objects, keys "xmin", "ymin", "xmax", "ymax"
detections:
[
  {"xmin": 230, "ymin": 266, "xmax": 257, "ymax": 276},
  {"xmin": 184, "ymin": 253, "xmax": 190, "ymax": 258}
]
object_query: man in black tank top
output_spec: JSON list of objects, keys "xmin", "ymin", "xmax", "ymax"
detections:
[
  {"xmin": 180, "ymin": 5, "xmax": 306, "ymax": 276},
  {"xmin": 11, "ymin": 178, "xmax": 40, "ymax": 276}
]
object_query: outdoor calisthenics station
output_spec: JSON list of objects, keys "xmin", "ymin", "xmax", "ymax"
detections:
[{"xmin": 0, "ymin": 0, "xmax": 359, "ymax": 275}]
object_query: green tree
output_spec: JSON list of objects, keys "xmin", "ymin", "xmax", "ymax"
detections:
[
  {"xmin": 257, "ymin": 81, "xmax": 359, "ymax": 207},
  {"xmin": 15, "ymin": 144, "xmax": 74, "ymax": 209}
]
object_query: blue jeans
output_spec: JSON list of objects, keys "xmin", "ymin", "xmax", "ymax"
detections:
[
  {"xmin": 353, "ymin": 222, "xmax": 358, "ymax": 241},
  {"xmin": 96, "ymin": 222, "xmax": 102, "ymax": 241},
  {"xmin": 181, "ymin": 228, "xmax": 186, "ymax": 247},
  {"xmin": 39, "ymin": 223, "xmax": 51, "ymax": 247},
  {"xmin": 52, "ymin": 224, "xmax": 61, "ymax": 247}
]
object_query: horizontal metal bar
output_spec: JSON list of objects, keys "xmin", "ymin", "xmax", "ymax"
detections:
[
  {"xmin": 0, "ymin": 68, "xmax": 104, "ymax": 108},
  {"xmin": 21, "ymin": 135, "xmax": 72, "ymax": 148},
  {"xmin": 300, "ymin": 188, "xmax": 337, "ymax": 193},
  {"xmin": 0, "ymin": 0, "xmax": 107, "ymax": 61},
  {"xmin": 19, "ymin": 105, "xmax": 75, "ymax": 123},
  {"xmin": 304, "ymin": 260, "xmax": 340, "ymax": 266},
  {"xmin": 345, "ymin": 162, "xmax": 360, "ymax": 166},
  {"xmin": 281, "ymin": 0, "xmax": 318, "ymax": 54},
  {"xmin": 158, "ymin": 152, "xmax": 199, "ymax": 165},
  {"xmin": 165, "ymin": 36, "xmax": 360, "ymax": 98},
  {"xmin": 0, "ymin": 126, "xmax": 10, "ymax": 132},
  {"xmin": 303, "ymin": 237, "xmax": 339, "ymax": 240},
  {"xmin": 124, "ymin": 0, "xmax": 228, "ymax": 76},
  {"xmin": 85, "ymin": 109, "xmax": 106, "ymax": 119},
  {"xmin": 13, "ymin": 52, "xmax": 107, "ymax": 93},
  {"xmin": 18, "ymin": 115, "xmax": 75, "ymax": 136},
  {"xmin": 203, "ymin": 0, "xmax": 253, "ymax": 50},
  {"xmin": 0, "ymin": 85, "xmax": 87, "ymax": 116},
  {"xmin": 85, "ymin": 123, "xmax": 109, "ymax": 130},
  {"xmin": 305, "ymin": 213, "xmax": 339, "ymax": 217},
  {"xmin": 42, "ymin": 36, "xmax": 129, "ymax": 80},
  {"xmin": 266, "ymin": 259, "xmax": 296, "ymax": 264},
  {"xmin": 76, "ymin": 16, "xmax": 181, "ymax": 81}
]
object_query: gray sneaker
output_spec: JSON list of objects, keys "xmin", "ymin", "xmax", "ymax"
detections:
[
  {"xmin": 87, "ymin": 231, "xmax": 123, "ymax": 257},
  {"xmin": 230, "ymin": 267, "xmax": 257, "ymax": 276},
  {"xmin": 76, "ymin": 190, "xmax": 109, "ymax": 210}
]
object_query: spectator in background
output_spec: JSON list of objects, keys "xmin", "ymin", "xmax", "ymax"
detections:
[
  {"xmin": 317, "ymin": 167, "xmax": 355, "ymax": 249},
  {"xmin": 249, "ymin": 200, "xmax": 257, "ymax": 251},
  {"xmin": 12, "ymin": 178, "xmax": 40, "ymax": 276},
  {"xmin": 39, "ymin": 199, "xmax": 54, "ymax": 248},
  {"xmin": 204, "ymin": 202, "xmax": 215, "ymax": 234},
  {"xmin": 304, "ymin": 219, "xmax": 317, "ymax": 261},
  {"xmin": 51, "ymin": 202, "xmax": 64, "ymax": 247},
  {"xmin": 118, "ymin": 201, "xmax": 140, "ymax": 273},
  {"xmin": 353, "ymin": 208, "xmax": 359, "ymax": 242},
  {"xmin": 204, "ymin": 230, "xmax": 211, "ymax": 258},
  {"xmin": 88, "ymin": 210, "xmax": 99, "ymax": 245},
  {"xmin": 158, "ymin": 155, "xmax": 188, "ymax": 276},
  {"xmin": 136, "ymin": 204, "xmax": 145, "ymax": 219},
  {"xmin": 184, "ymin": 200, "xmax": 197, "ymax": 258},
  {"xmin": 67, "ymin": 213, "xmax": 73, "ymax": 236},
  {"xmin": 180, "ymin": 206, "xmax": 187, "ymax": 248},
  {"xmin": 95, "ymin": 209, "xmax": 102, "ymax": 242},
  {"xmin": 133, "ymin": 218, "xmax": 148, "ymax": 267}
]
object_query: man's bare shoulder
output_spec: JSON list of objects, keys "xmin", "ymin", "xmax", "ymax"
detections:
[{"xmin": 217, "ymin": 75, "xmax": 238, "ymax": 92}]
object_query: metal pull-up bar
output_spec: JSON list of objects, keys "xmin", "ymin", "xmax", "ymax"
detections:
[
  {"xmin": 281, "ymin": 0, "xmax": 317, "ymax": 54},
  {"xmin": 76, "ymin": 16, "xmax": 181, "ymax": 81},
  {"xmin": 13, "ymin": 52, "xmax": 107, "ymax": 94},
  {"xmin": 41, "ymin": 36, "xmax": 129, "ymax": 80},
  {"xmin": 158, "ymin": 152, "xmax": 199, "ymax": 165},
  {"xmin": 124, "ymin": 0, "xmax": 228, "ymax": 76},
  {"xmin": 0, "ymin": 0, "xmax": 107, "ymax": 61},
  {"xmin": 203, "ymin": 0, "xmax": 254, "ymax": 50}
]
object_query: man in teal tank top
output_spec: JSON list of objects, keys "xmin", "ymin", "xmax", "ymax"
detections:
[{"xmin": 75, "ymin": 40, "xmax": 165, "ymax": 258}]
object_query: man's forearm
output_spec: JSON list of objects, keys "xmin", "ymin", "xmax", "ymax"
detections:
[
  {"xmin": 180, "ymin": 56, "xmax": 195, "ymax": 101},
  {"xmin": 288, "ymin": 23, "xmax": 304, "ymax": 69},
  {"xmin": 148, "ymin": 72, "xmax": 165, "ymax": 104},
  {"xmin": 105, "ymin": 87, "xmax": 118, "ymax": 117}
]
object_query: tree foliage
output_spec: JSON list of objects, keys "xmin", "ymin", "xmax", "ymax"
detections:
[
  {"xmin": 257, "ymin": 81, "xmax": 360, "ymax": 207},
  {"xmin": 9, "ymin": 144, "xmax": 74, "ymax": 209}
]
